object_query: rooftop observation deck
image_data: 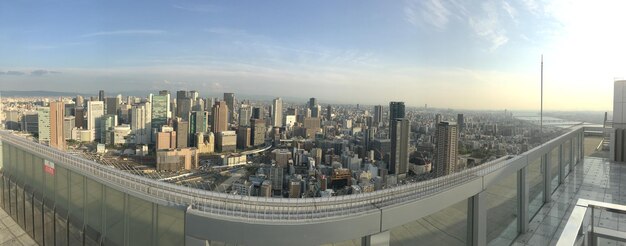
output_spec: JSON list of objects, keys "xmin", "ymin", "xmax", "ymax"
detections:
[{"xmin": 0, "ymin": 127, "xmax": 619, "ymax": 245}]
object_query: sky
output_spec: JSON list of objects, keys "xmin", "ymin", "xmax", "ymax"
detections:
[{"xmin": 0, "ymin": 0, "xmax": 624, "ymax": 111}]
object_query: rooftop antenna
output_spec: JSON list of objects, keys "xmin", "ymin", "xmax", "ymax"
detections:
[{"xmin": 539, "ymin": 54, "xmax": 543, "ymax": 144}]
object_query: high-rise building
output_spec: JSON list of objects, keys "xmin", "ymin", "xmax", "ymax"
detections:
[
  {"xmin": 131, "ymin": 102, "xmax": 152, "ymax": 145},
  {"xmin": 151, "ymin": 93, "xmax": 170, "ymax": 136},
  {"xmin": 326, "ymin": 105, "xmax": 332, "ymax": 121},
  {"xmin": 435, "ymin": 122, "xmax": 458, "ymax": 177},
  {"xmin": 21, "ymin": 112, "xmax": 38, "ymax": 134},
  {"xmin": 250, "ymin": 118, "xmax": 266, "ymax": 147},
  {"xmin": 224, "ymin": 93, "xmax": 235, "ymax": 123},
  {"xmin": 389, "ymin": 118, "xmax": 409, "ymax": 175},
  {"xmin": 37, "ymin": 107, "xmax": 50, "ymax": 145},
  {"xmin": 75, "ymin": 107, "xmax": 85, "ymax": 129},
  {"xmin": 174, "ymin": 118, "xmax": 189, "ymax": 148},
  {"xmin": 63, "ymin": 116, "xmax": 74, "ymax": 140},
  {"xmin": 271, "ymin": 97, "xmax": 283, "ymax": 127},
  {"xmin": 87, "ymin": 101, "xmax": 105, "ymax": 141},
  {"xmin": 105, "ymin": 97, "xmax": 120, "ymax": 116},
  {"xmin": 457, "ymin": 114, "xmax": 464, "ymax": 132},
  {"xmin": 389, "ymin": 102, "xmax": 405, "ymax": 128},
  {"xmin": 190, "ymin": 111, "xmax": 209, "ymax": 136},
  {"xmin": 212, "ymin": 101, "xmax": 229, "ymax": 133},
  {"xmin": 309, "ymin": 98, "xmax": 321, "ymax": 118},
  {"xmin": 237, "ymin": 126, "xmax": 251, "ymax": 150},
  {"xmin": 189, "ymin": 90, "xmax": 199, "ymax": 101},
  {"xmin": 98, "ymin": 90, "xmax": 105, "ymax": 101},
  {"xmin": 178, "ymin": 98, "xmax": 193, "ymax": 121},
  {"xmin": 435, "ymin": 114, "xmax": 443, "ymax": 125},
  {"xmin": 238, "ymin": 104, "xmax": 252, "ymax": 127},
  {"xmin": 100, "ymin": 115, "xmax": 117, "ymax": 144},
  {"xmin": 252, "ymin": 107, "xmax": 264, "ymax": 120},
  {"xmin": 216, "ymin": 131, "xmax": 237, "ymax": 152},
  {"xmin": 49, "ymin": 101, "xmax": 65, "ymax": 150},
  {"xmin": 373, "ymin": 105, "xmax": 383, "ymax": 126}
]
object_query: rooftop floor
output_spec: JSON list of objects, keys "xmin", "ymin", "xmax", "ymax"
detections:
[
  {"xmin": 514, "ymin": 156, "xmax": 626, "ymax": 245},
  {"xmin": 0, "ymin": 206, "xmax": 36, "ymax": 246}
]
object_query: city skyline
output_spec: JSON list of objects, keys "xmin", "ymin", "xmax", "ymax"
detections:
[{"xmin": 1, "ymin": 1, "xmax": 624, "ymax": 111}]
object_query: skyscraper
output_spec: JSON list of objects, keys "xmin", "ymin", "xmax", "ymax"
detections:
[
  {"xmin": 212, "ymin": 101, "xmax": 229, "ymax": 133},
  {"xmin": 98, "ymin": 90, "xmax": 105, "ymax": 101},
  {"xmin": 309, "ymin": 98, "xmax": 321, "ymax": 118},
  {"xmin": 105, "ymin": 97, "xmax": 120, "ymax": 116},
  {"xmin": 131, "ymin": 102, "xmax": 152, "ymax": 145},
  {"xmin": 224, "ymin": 93, "xmax": 235, "ymax": 123},
  {"xmin": 37, "ymin": 107, "xmax": 50, "ymax": 145},
  {"xmin": 151, "ymin": 93, "xmax": 170, "ymax": 135},
  {"xmin": 252, "ymin": 107, "xmax": 264, "ymax": 120},
  {"xmin": 271, "ymin": 97, "xmax": 283, "ymax": 127},
  {"xmin": 178, "ymin": 98, "xmax": 193, "ymax": 121},
  {"xmin": 390, "ymin": 118, "xmax": 409, "ymax": 175},
  {"xmin": 373, "ymin": 105, "xmax": 383, "ymax": 126},
  {"xmin": 435, "ymin": 122, "xmax": 458, "ymax": 177},
  {"xmin": 250, "ymin": 118, "xmax": 266, "ymax": 147},
  {"xmin": 174, "ymin": 118, "xmax": 189, "ymax": 148},
  {"xmin": 87, "ymin": 101, "xmax": 105, "ymax": 141},
  {"xmin": 435, "ymin": 114, "xmax": 443, "ymax": 124},
  {"xmin": 326, "ymin": 105, "xmax": 332, "ymax": 121},
  {"xmin": 49, "ymin": 101, "xmax": 65, "ymax": 150},
  {"xmin": 457, "ymin": 114, "xmax": 464, "ymax": 132},
  {"xmin": 238, "ymin": 104, "xmax": 252, "ymax": 127},
  {"xmin": 389, "ymin": 102, "xmax": 405, "ymax": 128}
]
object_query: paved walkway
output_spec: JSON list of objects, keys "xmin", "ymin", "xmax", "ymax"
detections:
[{"xmin": 0, "ymin": 207, "xmax": 36, "ymax": 246}]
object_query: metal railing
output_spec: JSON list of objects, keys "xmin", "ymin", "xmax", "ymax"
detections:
[
  {"xmin": 0, "ymin": 126, "xmax": 584, "ymax": 223},
  {"xmin": 557, "ymin": 199, "xmax": 626, "ymax": 246}
]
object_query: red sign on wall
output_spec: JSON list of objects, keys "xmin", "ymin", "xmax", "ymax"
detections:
[{"xmin": 44, "ymin": 160, "xmax": 55, "ymax": 175}]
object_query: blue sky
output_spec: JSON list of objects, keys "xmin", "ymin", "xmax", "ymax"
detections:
[{"xmin": 0, "ymin": 0, "xmax": 624, "ymax": 110}]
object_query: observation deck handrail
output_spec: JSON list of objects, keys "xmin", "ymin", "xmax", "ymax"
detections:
[{"xmin": 0, "ymin": 126, "xmax": 584, "ymax": 223}]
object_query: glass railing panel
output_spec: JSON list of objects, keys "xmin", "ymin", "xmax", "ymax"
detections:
[
  {"xmin": 128, "ymin": 195, "xmax": 154, "ymax": 246},
  {"xmin": 389, "ymin": 199, "xmax": 468, "ymax": 245},
  {"xmin": 550, "ymin": 148, "xmax": 560, "ymax": 193},
  {"xmin": 528, "ymin": 156, "xmax": 544, "ymax": 220},
  {"xmin": 486, "ymin": 171, "xmax": 518, "ymax": 245},
  {"xmin": 104, "ymin": 186, "xmax": 126, "ymax": 246},
  {"xmin": 156, "ymin": 204, "xmax": 185, "ymax": 246},
  {"xmin": 323, "ymin": 238, "xmax": 361, "ymax": 246}
]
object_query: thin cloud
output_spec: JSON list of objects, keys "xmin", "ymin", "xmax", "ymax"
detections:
[
  {"xmin": 172, "ymin": 3, "xmax": 217, "ymax": 13},
  {"xmin": 405, "ymin": 0, "xmax": 453, "ymax": 31},
  {"xmin": 31, "ymin": 69, "xmax": 62, "ymax": 76},
  {"xmin": 80, "ymin": 30, "xmax": 166, "ymax": 38},
  {"xmin": 468, "ymin": 1, "xmax": 509, "ymax": 51},
  {"xmin": 4, "ymin": 71, "xmax": 25, "ymax": 76}
]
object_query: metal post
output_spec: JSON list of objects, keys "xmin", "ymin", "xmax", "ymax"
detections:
[
  {"xmin": 468, "ymin": 192, "xmax": 486, "ymax": 246},
  {"xmin": 518, "ymin": 166, "xmax": 529, "ymax": 233},
  {"xmin": 559, "ymin": 144, "xmax": 564, "ymax": 184},
  {"xmin": 570, "ymin": 139, "xmax": 575, "ymax": 168},
  {"xmin": 544, "ymin": 153, "xmax": 551, "ymax": 203},
  {"xmin": 580, "ymin": 132, "xmax": 585, "ymax": 161}
]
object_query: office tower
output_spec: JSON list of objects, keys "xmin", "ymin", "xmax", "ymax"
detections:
[
  {"xmin": 87, "ymin": 101, "xmax": 105, "ymax": 141},
  {"xmin": 190, "ymin": 111, "xmax": 209, "ymax": 135},
  {"xmin": 389, "ymin": 102, "xmax": 405, "ymax": 128},
  {"xmin": 174, "ymin": 118, "xmax": 189, "ymax": 148},
  {"xmin": 37, "ymin": 107, "xmax": 50, "ymax": 145},
  {"xmin": 189, "ymin": 90, "xmax": 199, "ymax": 101},
  {"xmin": 237, "ymin": 126, "xmax": 251, "ymax": 149},
  {"xmin": 308, "ymin": 98, "xmax": 317, "ymax": 109},
  {"xmin": 373, "ymin": 105, "xmax": 383, "ymax": 126},
  {"xmin": 74, "ymin": 107, "xmax": 85, "ymax": 129},
  {"xmin": 309, "ymin": 98, "xmax": 321, "ymax": 118},
  {"xmin": 151, "ymin": 93, "xmax": 170, "ymax": 135},
  {"xmin": 63, "ymin": 103, "xmax": 74, "ymax": 117},
  {"xmin": 156, "ymin": 130, "xmax": 177, "ymax": 150},
  {"xmin": 303, "ymin": 117, "xmax": 321, "ymax": 138},
  {"xmin": 271, "ymin": 98, "xmax": 283, "ymax": 127},
  {"xmin": 457, "ymin": 114, "xmax": 464, "ymax": 132},
  {"xmin": 204, "ymin": 97, "xmax": 214, "ymax": 111},
  {"xmin": 75, "ymin": 95, "xmax": 84, "ymax": 108},
  {"xmin": 21, "ymin": 112, "xmax": 38, "ymax": 134},
  {"xmin": 238, "ymin": 104, "xmax": 252, "ymax": 127},
  {"xmin": 216, "ymin": 131, "xmax": 237, "ymax": 152},
  {"xmin": 98, "ymin": 90, "xmax": 105, "ymax": 101},
  {"xmin": 252, "ymin": 107, "xmax": 264, "ymax": 120},
  {"xmin": 224, "ymin": 93, "xmax": 235, "ymax": 123},
  {"xmin": 250, "ymin": 118, "xmax": 266, "ymax": 147},
  {"xmin": 178, "ymin": 98, "xmax": 193, "ymax": 121},
  {"xmin": 326, "ymin": 105, "xmax": 332, "ymax": 121},
  {"xmin": 63, "ymin": 116, "xmax": 74, "ymax": 140},
  {"xmin": 100, "ymin": 115, "xmax": 117, "ymax": 144},
  {"xmin": 390, "ymin": 118, "xmax": 409, "ymax": 175},
  {"xmin": 176, "ymin": 90, "xmax": 188, "ymax": 102},
  {"xmin": 105, "ymin": 97, "xmax": 120, "ymax": 117},
  {"xmin": 192, "ymin": 98, "xmax": 204, "ymax": 112},
  {"xmin": 435, "ymin": 122, "xmax": 458, "ymax": 177},
  {"xmin": 131, "ymin": 102, "xmax": 152, "ymax": 145},
  {"xmin": 212, "ymin": 101, "xmax": 229, "ymax": 133},
  {"xmin": 435, "ymin": 114, "xmax": 443, "ymax": 124},
  {"xmin": 49, "ymin": 101, "xmax": 65, "ymax": 150}
]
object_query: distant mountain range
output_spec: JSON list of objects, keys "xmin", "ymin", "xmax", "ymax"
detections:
[{"xmin": 1, "ymin": 90, "xmax": 90, "ymax": 97}]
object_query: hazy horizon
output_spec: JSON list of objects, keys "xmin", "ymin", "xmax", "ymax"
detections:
[{"xmin": 1, "ymin": 0, "xmax": 624, "ymax": 111}]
